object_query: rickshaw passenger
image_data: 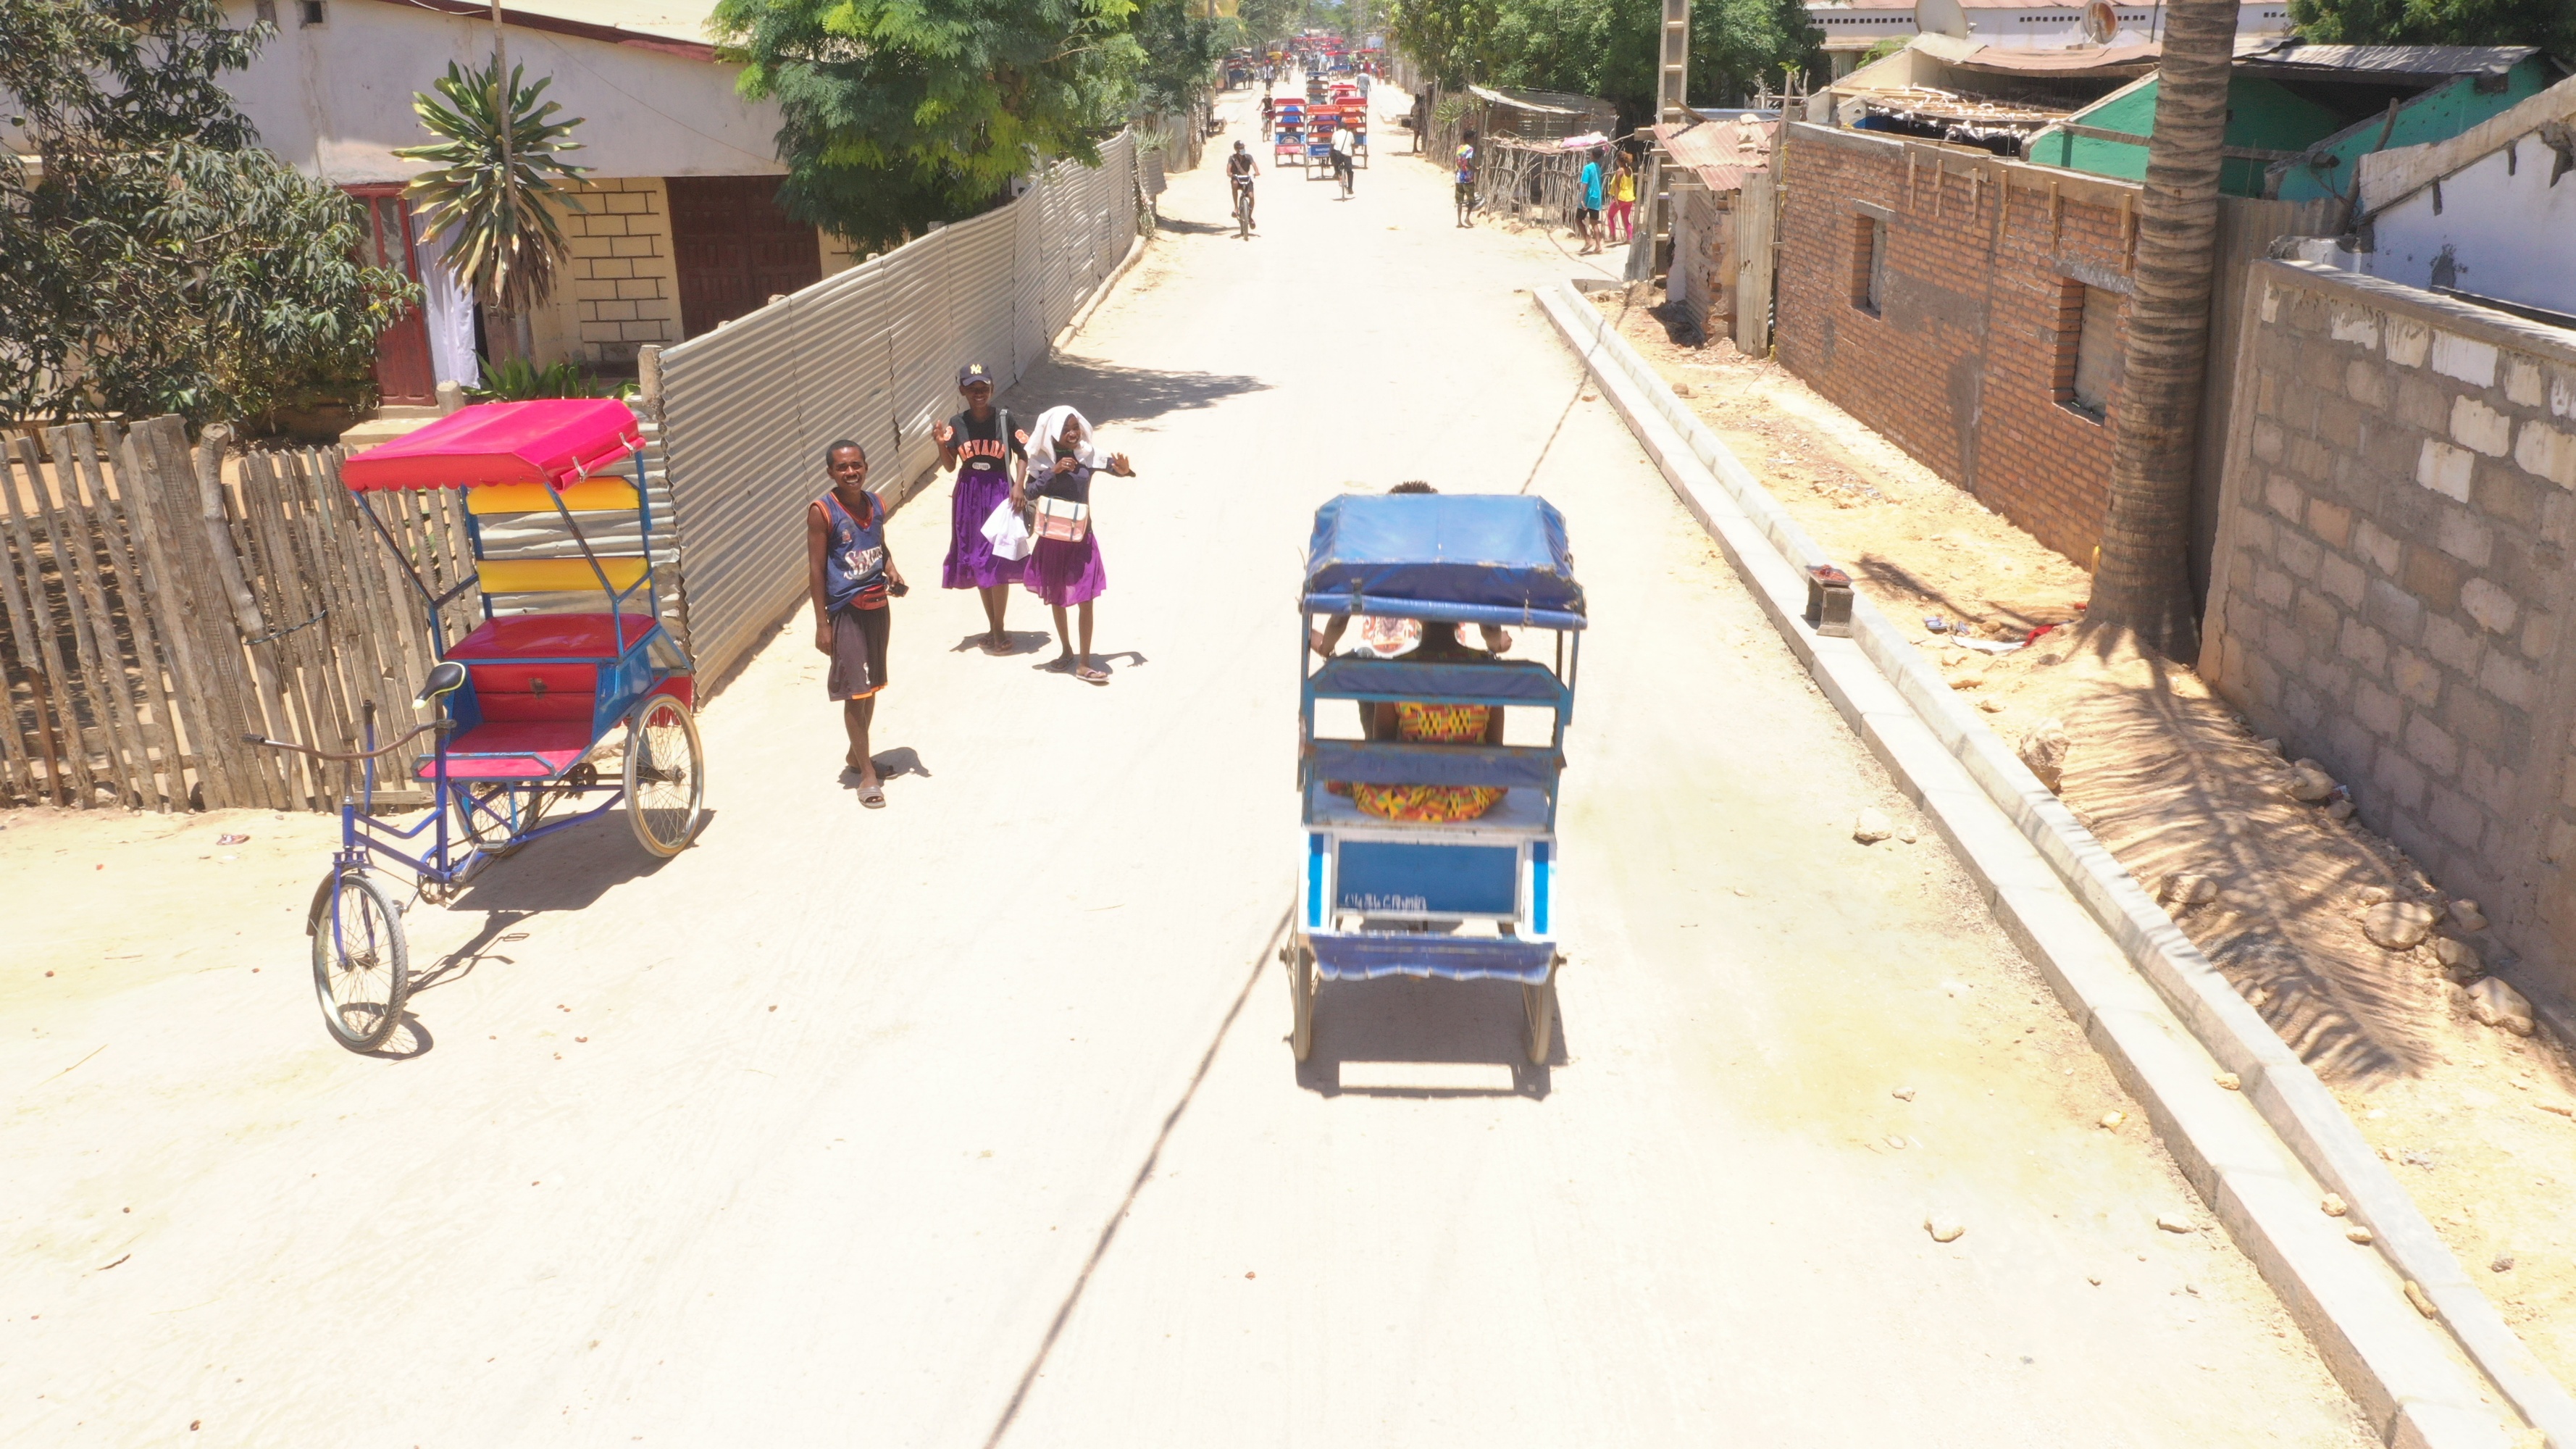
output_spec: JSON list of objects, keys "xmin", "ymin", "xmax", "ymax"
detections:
[{"xmin": 1313, "ymin": 619, "xmax": 1510, "ymax": 823}]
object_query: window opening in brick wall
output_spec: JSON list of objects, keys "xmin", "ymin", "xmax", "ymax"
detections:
[
  {"xmin": 2054, "ymin": 280, "xmax": 2123, "ymax": 421},
  {"xmin": 1851, "ymin": 215, "xmax": 1886, "ymax": 317},
  {"xmin": 297, "ymin": 0, "xmax": 326, "ymax": 26}
]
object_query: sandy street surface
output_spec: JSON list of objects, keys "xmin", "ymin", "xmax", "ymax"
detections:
[
  {"xmin": 0, "ymin": 91, "xmax": 2381, "ymax": 1447},
  {"xmin": 1606, "ymin": 288, "xmax": 2576, "ymax": 1379}
]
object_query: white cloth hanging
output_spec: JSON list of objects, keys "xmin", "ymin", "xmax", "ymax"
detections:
[{"xmin": 411, "ymin": 214, "xmax": 481, "ymax": 392}]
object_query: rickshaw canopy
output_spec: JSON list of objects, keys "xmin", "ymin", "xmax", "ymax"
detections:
[
  {"xmin": 1302, "ymin": 494, "xmax": 1584, "ymax": 629},
  {"xmin": 342, "ymin": 398, "xmax": 643, "ymax": 493}
]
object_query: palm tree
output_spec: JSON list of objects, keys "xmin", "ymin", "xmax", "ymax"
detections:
[
  {"xmin": 2087, "ymin": 0, "xmax": 2236, "ymax": 663},
  {"xmin": 394, "ymin": 59, "xmax": 587, "ymax": 362}
]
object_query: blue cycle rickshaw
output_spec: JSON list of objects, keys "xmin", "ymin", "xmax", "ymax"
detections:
[
  {"xmin": 1288, "ymin": 494, "xmax": 1584, "ymax": 1064},
  {"xmin": 248, "ymin": 399, "xmax": 705, "ymax": 1051}
]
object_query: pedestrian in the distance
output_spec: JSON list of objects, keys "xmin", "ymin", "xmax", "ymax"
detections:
[
  {"xmin": 1607, "ymin": 152, "xmax": 1637, "ymax": 243},
  {"xmin": 1576, "ymin": 146, "xmax": 1606, "ymax": 254},
  {"xmin": 1021, "ymin": 406, "xmax": 1136, "ymax": 686},
  {"xmin": 806, "ymin": 440, "xmax": 906, "ymax": 806},
  {"xmin": 1454, "ymin": 128, "xmax": 1479, "ymax": 227},
  {"xmin": 932, "ymin": 362, "xmax": 1025, "ymax": 654}
]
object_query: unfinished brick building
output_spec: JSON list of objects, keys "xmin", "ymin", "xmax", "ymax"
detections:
[
  {"xmin": 1770, "ymin": 122, "xmax": 2333, "ymax": 594},
  {"xmin": 1773, "ymin": 123, "xmax": 2144, "ymax": 568}
]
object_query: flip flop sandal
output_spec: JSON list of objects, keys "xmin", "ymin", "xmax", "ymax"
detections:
[
  {"xmin": 1076, "ymin": 667, "xmax": 1111, "ymax": 685},
  {"xmin": 860, "ymin": 785, "xmax": 887, "ymax": 809}
]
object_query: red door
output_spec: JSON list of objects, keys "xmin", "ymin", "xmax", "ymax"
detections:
[
  {"xmin": 666, "ymin": 176, "xmax": 824, "ymax": 337},
  {"xmin": 349, "ymin": 185, "xmax": 438, "ymax": 407}
]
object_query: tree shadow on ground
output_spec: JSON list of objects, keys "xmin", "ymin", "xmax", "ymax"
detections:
[{"xmin": 1006, "ymin": 356, "xmax": 1269, "ymax": 427}]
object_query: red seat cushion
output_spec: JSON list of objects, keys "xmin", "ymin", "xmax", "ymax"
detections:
[
  {"xmin": 416, "ymin": 719, "xmax": 594, "ymax": 780},
  {"xmin": 447, "ymin": 613, "xmax": 653, "ymax": 661}
]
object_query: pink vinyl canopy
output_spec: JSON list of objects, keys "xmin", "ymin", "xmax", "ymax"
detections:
[{"xmin": 341, "ymin": 398, "xmax": 644, "ymax": 492}]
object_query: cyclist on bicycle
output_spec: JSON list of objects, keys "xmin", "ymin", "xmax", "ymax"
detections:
[
  {"xmin": 1226, "ymin": 141, "xmax": 1260, "ymax": 232},
  {"xmin": 1329, "ymin": 120, "xmax": 1357, "ymax": 194},
  {"xmin": 1260, "ymin": 94, "xmax": 1276, "ymax": 139}
]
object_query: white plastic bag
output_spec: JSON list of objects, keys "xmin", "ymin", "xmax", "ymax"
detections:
[{"xmin": 982, "ymin": 498, "xmax": 1033, "ymax": 561}]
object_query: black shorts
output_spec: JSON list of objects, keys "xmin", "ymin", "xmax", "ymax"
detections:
[
  {"xmin": 827, "ymin": 601, "xmax": 890, "ymax": 700},
  {"xmin": 1578, "ymin": 206, "xmax": 1601, "ymax": 222}
]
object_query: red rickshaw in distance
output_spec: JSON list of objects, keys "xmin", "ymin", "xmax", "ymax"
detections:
[{"xmin": 248, "ymin": 398, "xmax": 705, "ymax": 1051}]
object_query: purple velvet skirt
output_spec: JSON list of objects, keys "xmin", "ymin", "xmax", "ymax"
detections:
[
  {"xmin": 941, "ymin": 468, "xmax": 1023, "ymax": 589},
  {"xmin": 1023, "ymin": 529, "xmax": 1106, "ymax": 607}
]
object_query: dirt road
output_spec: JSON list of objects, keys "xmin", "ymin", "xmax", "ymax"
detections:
[{"xmin": 0, "ymin": 92, "xmax": 2378, "ymax": 1446}]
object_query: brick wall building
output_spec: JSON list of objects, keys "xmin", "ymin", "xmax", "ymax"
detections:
[
  {"xmin": 2203, "ymin": 260, "xmax": 2576, "ymax": 1009},
  {"xmin": 1773, "ymin": 122, "xmax": 2141, "ymax": 567}
]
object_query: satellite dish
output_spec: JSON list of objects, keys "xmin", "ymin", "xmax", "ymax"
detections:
[{"xmin": 2083, "ymin": 0, "xmax": 2120, "ymax": 44}]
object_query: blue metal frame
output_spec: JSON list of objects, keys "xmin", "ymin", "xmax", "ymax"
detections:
[
  {"xmin": 1293, "ymin": 604, "xmax": 1578, "ymax": 987},
  {"xmin": 330, "ymin": 443, "xmax": 690, "ymax": 893}
]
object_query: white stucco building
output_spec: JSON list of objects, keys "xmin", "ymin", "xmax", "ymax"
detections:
[
  {"xmin": 217, "ymin": 0, "xmax": 850, "ymax": 395},
  {"xmin": 1809, "ymin": 0, "xmax": 2293, "ymax": 72},
  {"xmin": 2347, "ymin": 73, "xmax": 2576, "ymax": 322}
]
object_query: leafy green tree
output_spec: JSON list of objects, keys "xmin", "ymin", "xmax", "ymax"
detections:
[
  {"xmin": 395, "ymin": 59, "xmax": 591, "ymax": 357},
  {"xmin": 1237, "ymin": 0, "xmax": 1308, "ymax": 49},
  {"xmin": 2289, "ymin": 0, "xmax": 2575, "ymax": 62},
  {"xmin": 0, "ymin": 0, "xmax": 417, "ymax": 427},
  {"xmin": 1393, "ymin": 0, "xmax": 1818, "ymax": 117},
  {"xmin": 1132, "ymin": 0, "xmax": 1227, "ymax": 114},
  {"xmin": 713, "ymin": 0, "xmax": 1146, "ymax": 252}
]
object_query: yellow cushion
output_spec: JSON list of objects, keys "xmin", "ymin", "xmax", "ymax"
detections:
[
  {"xmin": 476, "ymin": 556, "xmax": 649, "ymax": 594},
  {"xmin": 464, "ymin": 479, "xmax": 642, "ymax": 516}
]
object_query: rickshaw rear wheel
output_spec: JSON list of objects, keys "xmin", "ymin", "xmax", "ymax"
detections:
[
  {"xmin": 1289, "ymin": 940, "xmax": 1318, "ymax": 1062},
  {"xmin": 310, "ymin": 870, "xmax": 410, "ymax": 1053},
  {"xmin": 1521, "ymin": 967, "xmax": 1557, "ymax": 1066},
  {"xmin": 625, "ymin": 694, "xmax": 706, "ymax": 858}
]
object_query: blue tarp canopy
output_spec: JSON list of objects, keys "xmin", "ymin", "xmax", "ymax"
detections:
[{"xmin": 1302, "ymin": 495, "xmax": 1584, "ymax": 628}]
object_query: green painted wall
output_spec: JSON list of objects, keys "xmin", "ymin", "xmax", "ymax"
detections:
[
  {"xmin": 2273, "ymin": 60, "xmax": 2554, "ymax": 201},
  {"xmin": 2031, "ymin": 75, "xmax": 2351, "ymax": 197},
  {"xmin": 2028, "ymin": 60, "xmax": 2552, "ymax": 201}
]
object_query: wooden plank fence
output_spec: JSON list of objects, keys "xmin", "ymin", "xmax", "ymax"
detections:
[{"xmin": 0, "ymin": 416, "xmax": 478, "ymax": 811}]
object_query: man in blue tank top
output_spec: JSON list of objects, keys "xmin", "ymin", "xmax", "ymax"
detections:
[{"xmin": 806, "ymin": 440, "xmax": 907, "ymax": 806}]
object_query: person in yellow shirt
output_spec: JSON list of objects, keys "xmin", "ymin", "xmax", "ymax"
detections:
[{"xmin": 1606, "ymin": 152, "xmax": 1638, "ymax": 243}]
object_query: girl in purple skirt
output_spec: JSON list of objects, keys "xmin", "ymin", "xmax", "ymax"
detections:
[
  {"xmin": 932, "ymin": 362, "xmax": 1025, "ymax": 654},
  {"xmin": 1022, "ymin": 406, "xmax": 1135, "ymax": 685}
]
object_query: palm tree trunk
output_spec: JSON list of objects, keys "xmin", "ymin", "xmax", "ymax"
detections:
[{"xmin": 2088, "ymin": 0, "xmax": 2236, "ymax": 664}]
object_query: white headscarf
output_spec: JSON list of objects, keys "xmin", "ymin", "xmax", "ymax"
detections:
[{"xmin": 1024, "ymin": 405, "xmax": 1105, "ymax": 482}]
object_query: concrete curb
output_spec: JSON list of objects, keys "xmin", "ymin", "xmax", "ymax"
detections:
[{"xmin": 1541, "ymin": 279, "xmax": 2559, "ymax": 1449}]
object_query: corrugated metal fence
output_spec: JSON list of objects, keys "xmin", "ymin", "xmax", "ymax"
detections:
[{"xmin": 657, "ymin": 135, "xmax": 1141, "ymax": 688}]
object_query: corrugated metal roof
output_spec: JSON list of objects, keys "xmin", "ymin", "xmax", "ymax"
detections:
[
  {"xmin": 2234, "ymin": 41, "xmax": 2541, "ymax": 78},
  {"xmin": 1655, "ymin": 117, "xmax": 1780, "ymax": 191}
]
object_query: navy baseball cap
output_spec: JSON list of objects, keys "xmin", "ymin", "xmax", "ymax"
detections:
[{"xmin": 957, "ymin": 363, "xmax": 994, "ymax": 388}]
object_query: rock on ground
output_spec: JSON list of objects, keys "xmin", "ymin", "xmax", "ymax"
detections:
[
  {"xmin": 1852, "ymin": 809, "xmax": 1893, "ymax": 845},
  {"xmin": 2360, "ymin": 901, "xmax": 2436, "ymax": 951},
  {"xmin": 2466, "ymin": 977, "xmax": 2535, "ymax": 1035},
  {"xmin": 2017, "ymin": 719, "xmax": 2070, "ymax": 793}
]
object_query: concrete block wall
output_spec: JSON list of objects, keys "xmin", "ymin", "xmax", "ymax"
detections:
[
  {"xmin": 529, "ymin": 176, "xmax": 682, "ymax": 367},
  {"xmin": 2204, "ymin": 259, "xmax": 2576, "ymax": 1004},
  {"xmin": 1773, "ymin": 123, "xmax": 2138, "ymax": 567},
  {"xmin": 1669, "ymin": 185, "xmax": 1731, "ymax": 343}
]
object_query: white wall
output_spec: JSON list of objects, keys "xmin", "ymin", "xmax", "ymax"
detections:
[
  {"xmin": 1910, "ymin": 0, "xmax": 2289, "ymax": 49},
  {"xmin": 2360, "ymin": 146, "xmax": 2576, "ymax": 317},
  {"xmin": 218, "ymin": 0, "xmax": 784, "ymax": 185}
]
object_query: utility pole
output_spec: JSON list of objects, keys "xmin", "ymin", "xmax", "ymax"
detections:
[{"xmin": 1630, "ymin": 0, "xmax": 1690, "ymax": 283}]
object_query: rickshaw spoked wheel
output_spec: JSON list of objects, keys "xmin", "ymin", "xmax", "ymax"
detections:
[
  {"xmin": 309, "ymin": 870, "xmax": 410, "ymax": 1053},
  {"xmin": 624, "ymin": 693, "xmax": 706, "ymax": 858},
  {"xmin": 1287, "ymin": 939, "xmax": 1318, "ymax": 1063},
  {"xmin": 1521, "ymin": 962, "xmax": 1558, "ymax": 1066}
]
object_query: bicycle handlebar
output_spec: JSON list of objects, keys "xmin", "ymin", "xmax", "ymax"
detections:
[{"xmin": 241, "ymin": 720, "xmax": 452, "ymax": 763}]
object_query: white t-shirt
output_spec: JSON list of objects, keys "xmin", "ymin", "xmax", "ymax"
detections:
[{"xmin": 1331, "ymin": 128, "xmax": 1355, "ymax": 157}]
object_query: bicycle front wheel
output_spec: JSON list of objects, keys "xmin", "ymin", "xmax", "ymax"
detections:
[{"xmin": 310, "ymin": 871, "xmax": 409, "ymax": 1052}]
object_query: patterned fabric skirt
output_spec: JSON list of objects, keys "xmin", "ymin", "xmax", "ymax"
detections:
[
  {"xmin": 1024, "ymin": 529, "xmax": 1107, "ymax": 608},
  {"xmin": 941, "ymin": 469, "xmax": 1023, "ymax": 590}
]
